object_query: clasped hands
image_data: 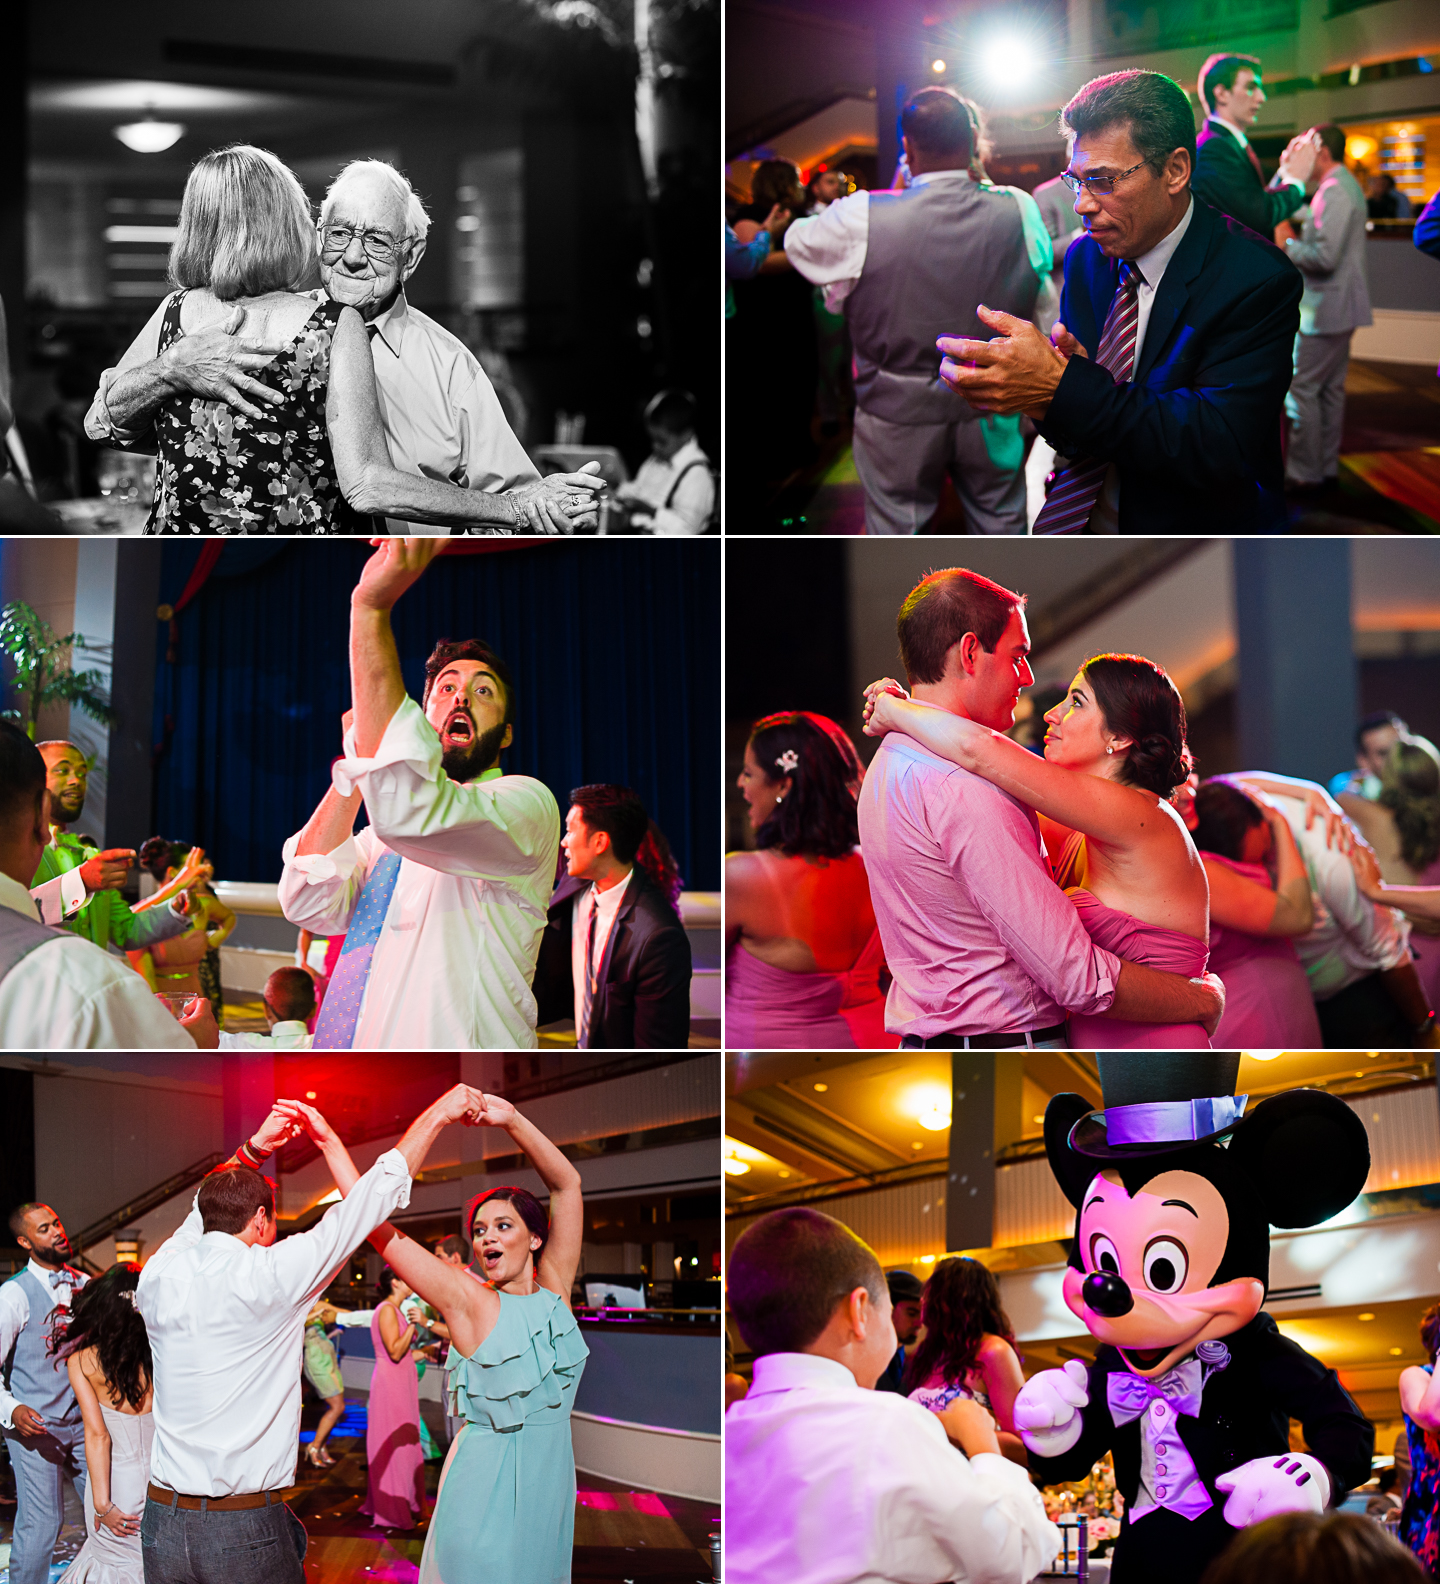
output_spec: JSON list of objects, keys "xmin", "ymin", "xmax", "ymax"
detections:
[
  {"xmin": 937, "ymin": 306, "xmax": 1089, "ymax": 419},
  {"xmin": 249, "ymin": 1084, "xmax": 516, "ymax": 1159},
  {"xmin": 861, "ymin": 678, "xmax": 910, "ymax": 737}
]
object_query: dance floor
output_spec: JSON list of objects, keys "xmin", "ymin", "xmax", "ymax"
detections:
[{"xmin": 745, "ymin": 359, "xmax": 1440, "ymax": 535}]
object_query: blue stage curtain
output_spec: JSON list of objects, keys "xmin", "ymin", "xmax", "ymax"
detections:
[{"xmin": 152, "ymin": 541, "xmax": 720, "ymax": 889}]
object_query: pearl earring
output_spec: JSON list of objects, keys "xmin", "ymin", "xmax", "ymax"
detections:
[
  {"xmin": 775, "ymin": 793, "xmax": 785, "ymax": 804},
  {"xmin": 1106, "ymin": 745, "xmax": 1115, "ymax": 755}
]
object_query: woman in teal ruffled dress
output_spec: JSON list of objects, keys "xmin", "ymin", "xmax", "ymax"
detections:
[{"xmin": 344, "ymin": 1093, "xmax": 588, "ymax": 1584}]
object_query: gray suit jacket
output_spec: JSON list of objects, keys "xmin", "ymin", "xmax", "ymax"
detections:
[{"xmin": 1286, "ymin": 164, "xmax": 1372, "ymax": 335}]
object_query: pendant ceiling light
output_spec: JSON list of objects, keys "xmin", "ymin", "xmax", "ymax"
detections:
[{"xmin": 113, "ymin": 112, "xmax": 185, "ymax": 153}]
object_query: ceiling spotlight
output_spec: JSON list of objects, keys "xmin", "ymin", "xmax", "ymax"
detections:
[
  {"xmin": 113, "ymin": 112, "xmax": 185, "ymax": 153},
  {"xmin": 932, "ymin": 58, "xmax": 947, "ymax": 73},
  {"xmin": 917, "ymin": 1105, "xmax": 951, "ymax": 1132},
  {"xmin": 724, "ymin": 1157, "xmax": 750, "ymax": 1176},
  {"xmin": 984, "ymin": 38, "xmax": 1032, "ymax": 85}
]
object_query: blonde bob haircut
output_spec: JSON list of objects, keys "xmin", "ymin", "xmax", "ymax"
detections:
[{"xmin": 170, "ymin": 145, "xmax": 317, "ymax": 301}]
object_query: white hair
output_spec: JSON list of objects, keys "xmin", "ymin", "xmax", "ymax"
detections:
[{"xmin": 321, "ymin": 159, "xmax": 430, "ymax": 241}]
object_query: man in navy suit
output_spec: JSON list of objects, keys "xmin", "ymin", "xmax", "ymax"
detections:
[{"xmin": 937, "ymin": 69, "xmax": 1302, "ymax": 533}]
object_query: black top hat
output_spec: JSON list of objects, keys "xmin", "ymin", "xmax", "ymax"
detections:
[{"xmin": 1068, "ymin": 1053, "xmax": 1247, "ymax": 1160}]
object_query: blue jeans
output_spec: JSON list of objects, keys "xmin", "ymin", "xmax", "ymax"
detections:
[
  {"xmin": 4, "ymin": 1421, "xmax": 89, "ymax": 1584},
  {"xmin": 140, "ymin": 1494, "xmax": 306, "ymax": 1584}
]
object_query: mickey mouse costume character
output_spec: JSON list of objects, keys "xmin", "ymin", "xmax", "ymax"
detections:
[{"xmin": 1015, "ymin": 1052, "xmax": 1375, "ymax": 1584}]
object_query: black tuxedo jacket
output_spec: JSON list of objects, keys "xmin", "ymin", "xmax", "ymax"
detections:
[
  {"xmin": 533, "ymin": 866, "xmax": 692, "ymax": 1050},
  {"xmin": 1193, "ymin": 118, "xmax": 1307, "ymax": 239},
  {"xmin": 1039, "ymin": 197, "xmax": 1302, "ymax": 533},
  {"xmin": 1028, "ymin": 1313, "xmax": 1373, "ymax": 1584}
]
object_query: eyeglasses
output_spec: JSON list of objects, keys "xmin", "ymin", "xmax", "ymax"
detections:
[
  {"xmin": 318, "ymin": 224, "xmax": 410, "ymax": 263},
  {"xmin": 1060, "ymin": 159, "xmax": 1149, "ymax": 198}
]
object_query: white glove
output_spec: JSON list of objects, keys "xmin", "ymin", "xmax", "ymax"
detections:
[
  {"xmin": 1215, "ymin": 1453, "xmax": 1331, "ymax": 1527},
  {"xmin": 1014, "ymin": 1358, "xmax": 1090, "ymax": 1457}
]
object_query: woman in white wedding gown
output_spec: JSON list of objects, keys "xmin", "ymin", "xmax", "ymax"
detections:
[{"xmin": 52, "ymin": 1264, "xmax": 154, "ymax": 1584}]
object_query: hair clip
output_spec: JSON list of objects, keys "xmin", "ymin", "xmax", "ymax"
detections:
[{"xmin": 776, "ymin": 749, "xmax": 799, "ymax": 774}]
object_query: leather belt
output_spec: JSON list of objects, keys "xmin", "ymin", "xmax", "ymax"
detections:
[
  {"xmin": 900, "ymin": 1022, "xmax": 1067, "ymax": 1050},
  {"xmin": 147, "ymin": 1483, "xmax": 288, "ymax": 1511}
]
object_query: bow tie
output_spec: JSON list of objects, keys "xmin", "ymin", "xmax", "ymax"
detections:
[{"xmin": 1107, "ymin": 1357, "xmax": 1204, "ymax": 1425}]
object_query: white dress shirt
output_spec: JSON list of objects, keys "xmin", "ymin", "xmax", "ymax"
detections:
[
  {"xmin": 0, "ymin": 872, "xmax": 194, "ymax": 1050},
  {"xmin": 136, "ymin": 1147, "xmax": 412, "ymax": 1497},
  {"xmin": 620, "ymin": 438, "xmax": 714, "ymax": 535},
  {"xmin": 278, "ymin": 697, "xmax": 559, "ymax": 1050},
  {"xmin": 785, "ymin": 171, "xmax": 1054, "ymax": 315},
  {"xmin": 570, "ymin": 867, "xmax": 633, "ymax": 1033},
  {"xmin": 726, "ymin": 1352, "xmax": 1059, "ymax": 1584},
  {"xmin": 217, "ymin": 1020, "xmax": 312, "ymax": 1050},
  {"xmin": 0, "ymin": 1259, "xmax": 90, "ymax": 1429},
  {"xmin": 30, "ymin": 860, "xmax": 87, "ymax": 926},
  {"xmin": 1088, "ymin": 197, "xmax": 1195, "ymax": 532}
]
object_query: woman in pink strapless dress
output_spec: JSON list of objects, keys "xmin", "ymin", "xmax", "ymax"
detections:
[
  {"xmin": 1187, "ymin": 779, "xmax": 1323, "ymax": 1048},
  {"xmin": 727, "ymin": 711, "xmax": 896, "ymax": 1048},
  {"xmin": 361, "ymin": 1269, "xmax": 426, "ymax": 1531},
  {"xmin": 865, "ymin": 653, "xmax": 1215, "ymax": 1050}
]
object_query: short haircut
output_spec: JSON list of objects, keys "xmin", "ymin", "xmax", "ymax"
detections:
[
  {"xmin": 749, "ymin": 159, "xmax": 804, "ymax": 212},
  {"xmin": 1315, "ymin": 123, "xmax": 1347, "ymax": 162},
  {"xmin": 170, "ymin": 145, "xmax": 317, "ymax": 302},
  {"xmin": 1357, "ymin": 711, "xmax": 1407, "ymax": 751},
  {"xmin": 1198, "ymin": 52, "xmax": 1261, "ymax": 117},
  {"xmin": 1061, "ymin": 70, "xmax": 1196, "ymax": 184},
  {"xmin": 264, "ymin": 966, "xmax": 316, "ymax": 1023},
  {"xmin": 198, "ymin": 1165, "xmax": 274, "ymax": 1235},
  {"xmin": 8, "ymin": 1202, "xmax": 47, "ymax": 1240},
  {"xmin": 644, "ymin": 388, "xmax": 697, "ymax": 436},
  {"xmin": 138, "ymin": 836, "xmax": 189, "ymax": 884},
  {"xmin": 433, "ymin": 1233, "xmax": 469, "ymax": 1260},
  {"xmin": 569, "ymin": 784, "xmax": 650, "ymax": 866},
  {"xmin": 901, "ymin": 86, "xmax": 983, "ymax": 165},
  {"xmin": 35, "ymin": 739, "xmax": 82, "ymax": 759},
  {"xmin": 1192, "ymin": 779, "xmax": 1265, "ymax": 861},
  {"xmin": 422, "ymin": 638, "xmax": 515, "ymax": 725},
  {"xmin": 1199, "ymin": 1511, "xmax": 1428, "ymax": 1584},
  {"xmin": 727, "ymin": 1206, "xmax": 885, "ymax": 1358},
  {"xmin": 896, "ymin": 568, "xmax": 1026, "ymax": 687},
  {"xmin": 0, "ymin": 722, "xmax": 47, "ymax": 831},
  {"xmin": 321, "ymin": 158, "xmax": 431, "ymax": 241}
]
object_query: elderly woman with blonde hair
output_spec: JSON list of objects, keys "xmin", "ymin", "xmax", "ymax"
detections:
[{"xmin": 93, "ymin": 144, "xmax": 600, "ymax": 535}]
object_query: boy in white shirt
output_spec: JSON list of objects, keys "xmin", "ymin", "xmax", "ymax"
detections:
[
  {"xmin": 725, "ymin": 1206, "xmax": 1058, "ymax": 1584},
  {"xmin": 614, "ymin": 390, "xmax": 714, "ymax": 536}
]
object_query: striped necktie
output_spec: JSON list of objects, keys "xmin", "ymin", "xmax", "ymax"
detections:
[
  {"xmin": 1033, "ymin": 258, "xmax": 1145, "ymax": 536},
  {"xmin": 578, "ymin": 893, "xmax": 599, "ymax": 1049},
  {"xmin": 312, "ymin": 849, "xmax": 403, "ymax": 1049}
]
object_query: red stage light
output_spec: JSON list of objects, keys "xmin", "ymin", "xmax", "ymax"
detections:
[{"xmin": 306, "ymin": 1091, "xmax": 317, "ymax": 1099}]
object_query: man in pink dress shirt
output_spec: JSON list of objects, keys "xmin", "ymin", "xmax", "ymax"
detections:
[{"xmin": 857, "ymin": 568, "xmax": 1223, "ymax": 1048}]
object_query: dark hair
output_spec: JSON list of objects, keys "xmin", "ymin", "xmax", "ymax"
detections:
[
  {"xmin": 8, "ymin": 1202, "xmax": 48, "ymax": 1240},
  {"xmin": 264, "ymin": 966, "xmax": 317, "ymax": 1023},
  {"xmin": 1198, "ymin": 1511, "xmax": 1428, "ymax": 1584},
  {"xmin": 746, "ymin": 712, "xmax": 863, "ymax": 861},
  {"xmin": 1379, "ymin": 1466, "xmax": 1398, "ymax": 1494},
  {"xmin": 1378, "ymin": 736, "xmax": 1440, "ymax": 872},
  {"xmin": 1061, "ymin": 70, "xmax": 1196, "ymax": 184},
  {"xmin": 1421, "ymin": 1302, "xmax": 1440, "ymax": 1360},
  {"xmin": 635, "ymin": 819, "xmax": 683, "ymax": 911},
  {"xmin": 422, "ymin": 639, "xmax": 515, "ymax": 725},
  {"xmin": 138, "ymin": 837, "xmax": 189, "ymax": 884},
  {"xmin": 901, "ymin": 1257, "xmax": 1016, "ymax": 1394},
  {"xmin": 728, "ymin": 1207, "xmax": 885, "ymax": 1358},
  {"xmin": 896, "ymin": 568, "xmax": 1026, "ymax": 687},
  {"xmin": 569, "ymin": 784, "xmax": 650, "ymax": 866},
  {"xmin": 1081, "ymin": 653, "xmax": 1193, "ymax": 796},
  {"xmin": 750, "ymin": 158, "xmax": 803, "ymax": 212},
  {"xmin": 48, "ymin": 1263, "xmax": 152, "ymax": 1413},
  {"xmin": 1191, "ymin": 779, "xmax": 1266, "ymax": 861},
  {"xmin": 376, "ymin": 1267, "xmax": 405, "ymax": 1299},
  {"xmin": 1198, "ymin": 52, "xmax": 1261, "ymax": 117},
  {"xmin": 1315, "ymin": 123, "xmax": 1347, "ymax": 162},
  {"xmin": 433, "ymin": 1233, "xmax": 469, "ymax": 1261},
  {"xmin": 901, "ymin": 86, "xmax": 985, "ymax": 164},
  {"xmin": 1356, "ymin": 710, "xmax": 1407, "ymax": 752},
  {"xmin": 198, "ymin": 1165, "xmax": 274, "ymax": 1235},
  {"xmin": 0, "ymin": 722, "xmax": 46, "ymax": 831},
  {"xmin": 644, "ymin": 389, "xmax": 697, "ymax": 436},
  {"xmin": 465, "ymin": 1186, "xmax": 549, "ymax": 1269}
]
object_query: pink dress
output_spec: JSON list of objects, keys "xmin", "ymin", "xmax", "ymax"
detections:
[
  {"xmin": 725, "ymin": 932, "xmax": 896, "ymax": 1048},
  {"xmin": 1202, "ymin": 852, "xmax": 1322, "ymax": 1048},
  {"xmin": 362, "ymin": 1304, "xmax": 425, "ymax": 1531},
  {"xmin": 1406, "ymin": 853, "xmax": 1440, "ymax": 1015}
]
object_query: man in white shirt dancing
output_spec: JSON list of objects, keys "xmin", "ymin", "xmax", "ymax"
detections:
[
  {"xmin": 726, "ymin": 1206, "xmax": 1059, "ymax": 1584},
  {"xmin": 136, "ymin": 1083, "xmax": 488, "ymax": 1582},
  {"xmin": 278, "ymin": 540, "xmax": 559, "ymax": 1048},
  {"xmin": 0, "ymin": 1204, "xmax": 90, "ymax": 1584}
]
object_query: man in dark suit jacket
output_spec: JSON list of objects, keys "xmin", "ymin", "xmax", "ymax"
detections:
[
  {"xmin": 936, "ymin": 68, "xmax": 1302, "ymax": 533},
  {"xmin": 1192, "ymin": 52, "xmax": 1317, "ymax": 239},
  {"xmin": 533, "ymin": 784, "xmax": 691, "ymax": 1049}
]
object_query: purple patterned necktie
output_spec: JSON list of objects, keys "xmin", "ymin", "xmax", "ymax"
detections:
[{"xmin": 1033, "ymin": 258, "xmax": 1145, "ymax": 536}]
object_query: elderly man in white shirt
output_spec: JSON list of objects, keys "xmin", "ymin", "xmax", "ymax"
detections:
[
  {"xmin": 137, "ymin": 1084, "xmax": 487, "ymax": 1582},
  {"xmin": 278, "ymin": 540, "xmax": 558, "ymax": 1049},
  {"xmin": 0, "ymin": 721, "xmax": 214, "ymax": 1050},
  {"xmin": 0, "ymin": 1203, "xmax": 90, "ymax": 1584},
  {"xmin": 726, "ymin": 1206, "xmax": 1058, "ymax": 1584}
]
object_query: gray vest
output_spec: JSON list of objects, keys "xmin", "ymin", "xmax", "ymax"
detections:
[
  {"xmin": 0, "ymin": 905, "xmax": 65, "ymax": 982},
  {"xmin": 847, "ymin": 178, "xmax": 1042, "ymax": 425},
  {"xmin": 3, "ymin": 1266, "xmax": 84, "ymax": 1425}
]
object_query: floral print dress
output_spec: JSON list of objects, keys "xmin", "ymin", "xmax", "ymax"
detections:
[
  {"xmin": 1403, "ymin": 1367, "xmax": 1440, "ymax": 1576},
  {"xmin": 146, "ymin": 290, "xmax": 374, "ymax": 535}
]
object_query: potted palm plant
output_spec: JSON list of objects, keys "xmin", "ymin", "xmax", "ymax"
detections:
[{"xmin": 0, "ymin": 600, "xmax": 116, "ymax": 739}]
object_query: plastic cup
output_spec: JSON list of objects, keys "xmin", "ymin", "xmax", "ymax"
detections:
[{"xmin": 156, "ymin": 992, "xmax": 198, "ymax": 1020}]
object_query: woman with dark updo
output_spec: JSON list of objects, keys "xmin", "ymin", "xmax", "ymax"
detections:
[
  {"xmin": 864, "ymin": 653, "xmax": 1212, "ymax": 1047},
  {"xmin": 726, "ymin": 711, "xmax": 896, "ymax": 1047}
]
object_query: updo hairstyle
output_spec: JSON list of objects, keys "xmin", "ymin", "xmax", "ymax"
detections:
[
  {"xmin": 747, "ymin": 712, "xmax": 864, "ymax": 861},
  {"xmin": 1082, "ymin": 654, "xmax": 1194, "ymax": 797}
]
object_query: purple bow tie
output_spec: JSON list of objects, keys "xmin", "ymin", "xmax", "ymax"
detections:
[{"xmin": 1107, "ymin": 1358, "xmax": 1204, "ymax": 1425}]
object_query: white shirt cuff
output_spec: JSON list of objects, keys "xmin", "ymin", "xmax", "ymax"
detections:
[
  {"xmin": 332, "ymin": 698, "xmax": 438, "ymax": 797},
  {"xmin": 281, "ymin": 831, "xmax": 362, "ymax": 884}
]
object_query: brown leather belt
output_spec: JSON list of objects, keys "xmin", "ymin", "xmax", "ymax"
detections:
[{"xmin": 147, "ymin": 1483, "xmax": 288, "ymax": 1511}]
